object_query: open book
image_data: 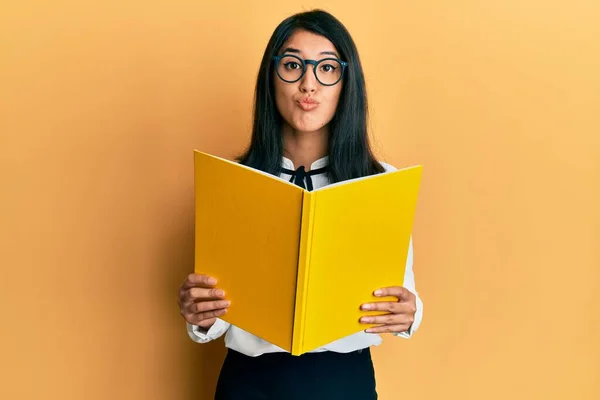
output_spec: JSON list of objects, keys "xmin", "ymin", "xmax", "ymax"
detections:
[{"xmin": 193, "ymin": 150, "xmax": 422, "ymax": 355}]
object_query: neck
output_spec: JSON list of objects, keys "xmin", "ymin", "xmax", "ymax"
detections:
[{"xmin": 282, "ymin": 123, "xmax": 329, "ymax": 171}]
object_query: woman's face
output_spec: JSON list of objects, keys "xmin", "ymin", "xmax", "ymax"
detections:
[{"xmin": 273, "ymin": 29, "xmax": 343, "ymax": 134}]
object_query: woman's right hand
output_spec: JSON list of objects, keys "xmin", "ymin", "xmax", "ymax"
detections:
[{"xmin": 178, "ymin": 273, "xmax": 230, "ymax": 330}]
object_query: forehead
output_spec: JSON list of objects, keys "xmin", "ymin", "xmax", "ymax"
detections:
[{"xmin": 280, "ymin": 29, "xmax": 339, "ymax": 56}]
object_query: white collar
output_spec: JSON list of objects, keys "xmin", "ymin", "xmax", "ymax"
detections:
[{"xmin": 281, "ymin": 155, "xmax": 329, "ymax": 171}]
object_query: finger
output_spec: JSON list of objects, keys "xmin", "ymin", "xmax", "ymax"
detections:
[
  {"xmin": 197, "ymin": 317, "xmax": 217, "ymax": 330},
  {"xmin": 187, "ymin": 300, "xmax": 230, "ymax": 315},
  {"xmin": 360, "ymin": 301, "xmax": 416, "ymax": 315},
  {"xmin": 360, "ymin": 301, "xmax": 408, "ymax": 313},
  {"xmin": 373, "ymin": 286, "xmax": 415, "ymax": 301},
  {"xmin": 183, "ymin": 287, "xmax": 226, "ymax": 303},
  {"xmin": 184, "ymin": 308, "xmax": 228, "ymax": 325},
  {"xmin": 181, "ymin": 273, "xmax": 218, "ymax": 290},
  {"xmin": 359, "ymin": 312, "xmax": 413, "ymax": 326},
  {"xmin": 364, "ymin": 323, "xmax": 411, "ymax": 334}
]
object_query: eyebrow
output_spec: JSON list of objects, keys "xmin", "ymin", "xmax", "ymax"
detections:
[{"xmin": 281, "ymin": 47, "xmax": 340, "ymax": 58}]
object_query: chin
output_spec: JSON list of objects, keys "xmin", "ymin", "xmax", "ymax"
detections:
[
  {"xmin": 291, "ymin": 124, "xmax": 325, "ymax": 133},
  {"xmin": 289, "ymin": 116, "xmax": 330, "ymax": 133}
]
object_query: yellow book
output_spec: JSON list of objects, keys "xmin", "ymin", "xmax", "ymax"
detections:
[{"xmin": 193, "ymin": 150, "xmax": 422, "ymax": 355}]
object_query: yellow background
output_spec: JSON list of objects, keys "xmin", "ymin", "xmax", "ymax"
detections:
[{"xmin": 1, "ymin": 1, "xmax": 598, "ymax": 399}]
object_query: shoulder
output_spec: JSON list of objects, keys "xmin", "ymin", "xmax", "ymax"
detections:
[{"xmin": 378, "ymin": 161, "xmax": 397, "ymax": 173}]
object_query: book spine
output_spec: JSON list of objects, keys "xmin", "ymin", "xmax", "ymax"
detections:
[{"xmin": 292, "ymin": 191, "xmax": 317, "ymax": 356}]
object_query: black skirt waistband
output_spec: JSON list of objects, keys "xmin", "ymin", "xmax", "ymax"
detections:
[{"xmin": 215, "ymin": 348, "xmax": 378, "ymax": 400}]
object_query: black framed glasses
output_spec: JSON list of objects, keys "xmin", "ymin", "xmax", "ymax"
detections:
[{"xmin": 273, "ymin": 54, "xmax": 348, "ymax": 86}]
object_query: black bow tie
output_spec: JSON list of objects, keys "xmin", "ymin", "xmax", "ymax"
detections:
[{"xmin": 282, "ymin": 165, "xmax": 328, "ymax": 191}]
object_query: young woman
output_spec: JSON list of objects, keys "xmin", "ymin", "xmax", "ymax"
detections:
[{"xmin": 178, "ymin": 9, "xmax": 423, "ymax": 400}]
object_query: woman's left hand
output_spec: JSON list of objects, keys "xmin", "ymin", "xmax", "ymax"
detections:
[{"xmin": 359, "ymin": 286, "xmax": 417, "ymax": 334}]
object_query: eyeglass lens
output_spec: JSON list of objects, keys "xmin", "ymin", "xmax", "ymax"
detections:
[{"xmin": 276, "ymin": 55, "xmax": 343, "ymax": 85}]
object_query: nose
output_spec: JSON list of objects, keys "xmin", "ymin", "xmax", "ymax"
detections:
[{"xmin": 299, "ymin": 64, "xmax": 317, "ymax": 93}]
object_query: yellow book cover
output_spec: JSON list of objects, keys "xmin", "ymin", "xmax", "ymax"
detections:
[{"xmin": 193, "ymin": 150, "xmax": 422, "ymax": 355}]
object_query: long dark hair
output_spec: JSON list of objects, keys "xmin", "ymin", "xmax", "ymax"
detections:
[{"xmin": 237, "ymin": 9, "xmax": 384, "ymax": 183}]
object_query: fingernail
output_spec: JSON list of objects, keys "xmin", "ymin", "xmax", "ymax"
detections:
[
  {"xmin": 222, "ymin": 300, "xmax": 231, "ymax": 307},
  {"xmin": 365, "ymin": 329, "xmax": 373, "ymax": 333},
  {"xmin": 208, "ymin": 277, "xmax": 217, "ymax": 285},
  {"xmin": 361, "ymin": 317, "xmax": 372, "ymax": 323},
  {"xmin": 362, "ymin": 304, "xmax": 371, "ymax": 310},
  {"xmin": 374, "ymin": 289, "xmax": 382, "ymax": 296},
  {"xmin": 216, "ymin": 289, "xmax": 225, "ymax": 297}
]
